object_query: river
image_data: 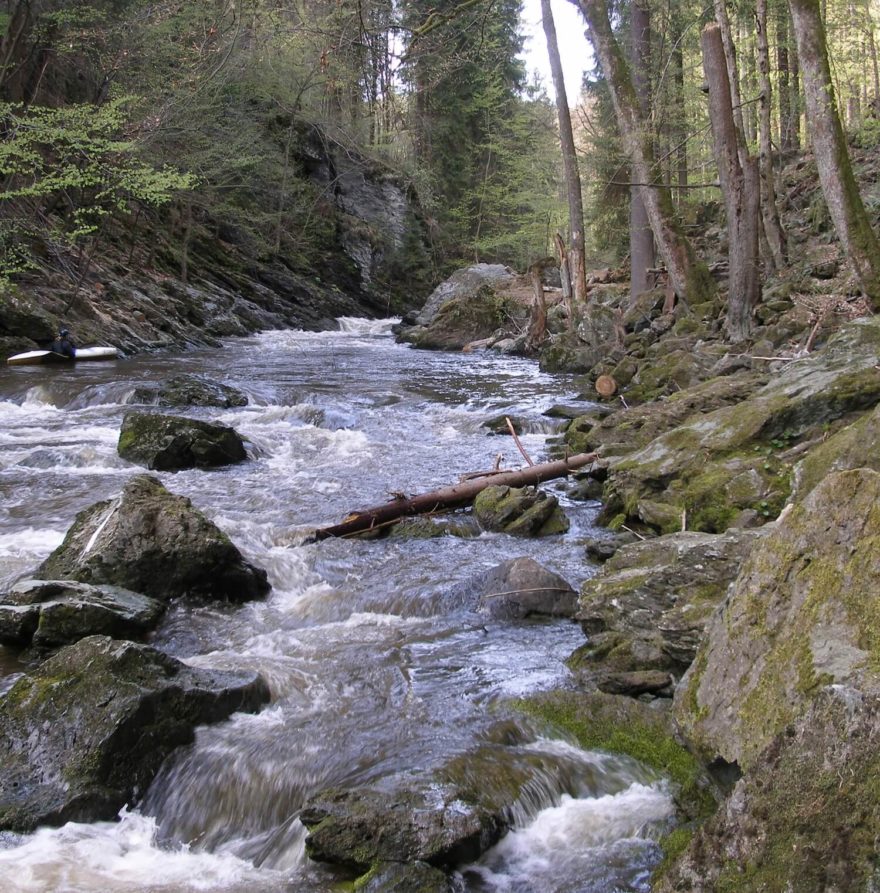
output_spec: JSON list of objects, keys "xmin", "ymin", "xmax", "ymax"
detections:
[{"xmin": 0, "ymin": 320, "xmax": 674, "ymax": 892}]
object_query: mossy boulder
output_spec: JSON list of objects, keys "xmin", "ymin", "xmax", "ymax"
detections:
[
  {"xmin": 575, "ymin": 529, "xmax": 765, "ymax": 678},
  {"xmin": 0, "ymin": 635, "xmax": 270, "ymax": 831},
  {"xmin": 473, "ymin": 485, "xmax": 569, "ymax": 536},
  {"xmin": 0, "ymin": 579, "xmax": 164, "ymax": 650},
  {"xmin": 657, "ymin": 688, "xmax": 880, "ymax": 893},
  {"xmin": 129, "ymin": 374, "xmax": 248, "ymax": 408},
  {"xmin": 410, "ymin": 263, "xmax": 515, "ymax": 327},
  {"xmin": 37, "ymin": 475, "xmax": 270, "ymax": 602},
  {"xmin": 674, "ymin": 468, "xmax": 880, "ymax": 772},
  {"xmin": 357, "ymin": 862, "xmax": 453, "ymax": 892},
  {"xmin": 118, "ymin": 411, "xmax": 247, "ymax": 471}
]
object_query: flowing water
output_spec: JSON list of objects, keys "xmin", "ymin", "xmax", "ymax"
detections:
[{"xmin": 0, "ymin": 321, "xmax": 675, "ymax": 892}]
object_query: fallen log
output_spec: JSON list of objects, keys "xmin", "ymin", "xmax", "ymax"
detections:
[{"xmin": 311, "ymin": 452, "xmax": 600, "ymax": 541}]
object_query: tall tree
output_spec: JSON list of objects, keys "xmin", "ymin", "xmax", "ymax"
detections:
[
  {"xmin": 573, "ymin": 0, "xmax": 714, "ymax": 304},
  {"xmin": 541, "ymin": 0, "xmax": 587, "ymax": 311},
  {"xmin": 788, "ymin": 0, "xmax": 880, "ymax": 307}
]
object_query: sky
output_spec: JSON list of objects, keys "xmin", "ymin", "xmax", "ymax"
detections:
[{"xmin": 520, "ymin": 0, "xmax": 594, "ymax": 101}]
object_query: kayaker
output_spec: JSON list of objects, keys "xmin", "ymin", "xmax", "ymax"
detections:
[{"xmin": 51, "ymin": 328, "xmax": 77, "ymax": 358}]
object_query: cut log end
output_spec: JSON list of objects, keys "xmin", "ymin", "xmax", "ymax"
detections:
[{"xmin": 595, "ymin": 375, "xmax": 618, "ymax": 397}]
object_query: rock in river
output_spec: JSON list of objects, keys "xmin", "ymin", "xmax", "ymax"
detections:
[
  {"xmin": 466, "ymin": 557, "xmax": 577, "ymax": 619},
  {"xmin": 129, "ymin": 374, "xmax": 249, "ymax": 409},
  {"xmin": 0, "ymin": 635, "xmax": 270, "ymax": 832},
  {"xmin": 37, "ymin": 474, "xmax": 270, "ymax": 602},
  {"xmin": 118, "ymin": 411, "xmax": 247, "ymax": 471},
  {"xmin": 0, "ymin": 579, "xmax": 164, "ymax": 650},
  {"xmin": 473, "ymin": 485, "xmax": 569, "ymax": 536}
]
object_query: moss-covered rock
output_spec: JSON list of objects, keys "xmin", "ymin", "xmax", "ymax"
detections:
[
  {"xmin": 37, "ymin": 475, "xmax": 270, "ymax": 602},
  {"xmin": 0, "ymin": 635, "xmax": 269, "ymax": 831},
  {"xmin": 118, "ymin": 411, "xmax": 247, "ymax": 471},
  {"xmin": 674, "ymin": 468, "xmax": 880, "ymax": 771},
  {"xmin": 473, "ymin": 485, "xmax": 569, "ymax": 536}
]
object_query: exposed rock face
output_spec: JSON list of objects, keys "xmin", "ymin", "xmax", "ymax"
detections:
[
  {"xmin": 412, "ymin": 264, "xmax": 516, "ymax": 327},
  {"xmin": 37, "ymin": 475, "xmax": 270, "ymax": 602},
  {"xmin": 358, "ymin": 862, "xmax": 453, "ymax": 892},
  {"xmin": 464, "ymin": 557, "xmax": 577, "ymax": 619},
  {"xmin": 574, "ymin": 529, "xmax": 765, "ymax": 680},
  {"xmin": 473, "ymin": 485, "xmax": 569, "ymax": 536},
  {"xmin": 599, "ymin": 318, "xmax": 880, "ymax": 533},
  {"xmin": 675, "ymin": 469, "xmax": 880, "ymax": 771},
  {"xmin": 128, "ymin": 374, "xmax": 249, "ymax": 408},
  {"xmin": 658, "ymin": 688, "xmax": 880, "ymax": 893},
  {"xmin": 301, "ymin": 781, "xmax": 506, "ymax": 873},
  {"xmin": 117, "ymin": 411, "xmax": 247, "ymax": 471},
  {"xmin": 0, "ymin": 635, "xmax": 270, "ymax": 831},
  {"xmin": 0, "ymin": 579, "xmax": 164, "ymax": 649}
]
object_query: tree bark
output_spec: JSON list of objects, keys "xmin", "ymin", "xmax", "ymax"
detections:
[
  {"xmin": 526, "ymin": 259, "xmax": 549, "ymax": 350},
  {"xmin": 788, "ymin": 0, "xmax": 880, "ymax": 307},
  {"xmin": 629, "ymin": 0, "xmax": 655, "ymax": 302},
  {"xmin": 311, "ymin": 452, "xmax": 600, "ymax": 540},
  {"xmin": 541, "ymin": 0, "xmax": 588, "ymax": 312},
  {"xmin": 713, "ymin": 0, "xmax": 747, "ymax": 167},
  {"xmin": 574, "ymin": 0, "xmax": 714, "ymax": 306},
  {"xmin": 755, "ymin": 0, "xmax": 788, "ymax": 270},
  {"xmin": 702, "ymin": 23, "xmax": 762, "ymax": 342}
]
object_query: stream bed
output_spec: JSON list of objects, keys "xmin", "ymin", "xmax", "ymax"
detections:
[{"xmin": 0, "ymin": 320, "xmax": 674, "ymax": 892}]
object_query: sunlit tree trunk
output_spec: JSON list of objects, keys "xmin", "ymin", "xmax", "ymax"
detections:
[
  {"xmin": 541, "ymin": 0, "xmax": 588, "ymax": 312},
  {"xmin": 574, "ymin": 0, "xmax": 714, "ymax": 305},
  {"xmin": 788, "ymin": 0, "xmax": 880, "ymax": 307}
]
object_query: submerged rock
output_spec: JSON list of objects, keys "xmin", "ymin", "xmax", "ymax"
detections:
[
  {"xmin": 37, "ymin": 475, "xmax": 270, "ymax": 602},
  {"xmin": 358, "ymin": 862, "xmax": 453, "ymax": 892},
  {"xmin": 0, "ymin": 635, "xmax": 270, "ymax": 832},
  {"xmin": 0, "ymin": 579, "xmax": 164, "ymax": 650},
  {"xmin": 129, "ymin": 374, "xmax": 249, "ymax": 408},
  {"xmin": 675, "ymin": 468, "xmax": 880, "ymax": 771},
  {"xmin": 473, "ymin": 485, "xmax": 569, "ymax": 536},
  {"xmin": 118, "ymin": 411, "xmax": 247, "ymax": 471},
  {"xmin": 465, "ymin": 557, "xmax": 577, "ymax": 620}
]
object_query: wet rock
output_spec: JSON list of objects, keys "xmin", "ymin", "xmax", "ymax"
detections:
[
  {"xmin": 117, "ymin": 411, "xmax": 247, "ymax": 471},
  {"xmin": 0, "ymin": 579, "xmax": 164, "ymax": 650},
  {"xmin": 37, "ymin": 475, "xmax": 270, "ymax": 602},
  {"xmin": 658, "ymin": 688, "xmax": 880, "ymax": 893},
  {"xmin": 0, "ymin": 635, "xmax": 270, "ymax": 831},
  {"xmin": 466, "ymin": 557, "xmax": 577, "ymax": 619},
  {"xmin": 359, "ymin": 862, "xmax": 453, "ymax": 892},
  {"xmin": 574, "ymin": 529, "xmax": 764, "ymax": 679},
  {"xmin": 129, "ymin": 374, "xmax": 249, "ymax": 408},
  {"xmin": 675, "ymin": 469, "xmax": 880, "ymax": 771},
  {"xmin": 473, "ymin": 485, "xmax": 569, "ymax": 536},
  {"xmin": 301, "ymin": 782, "xmax": 506, "ymax": 872},
  {"xmin": 582, "ymin": 531, "xmax": 639, "ymax": 562},
  {"xmin": 596, "ymin": 670, "xmax": 674, "ymax": 697}
]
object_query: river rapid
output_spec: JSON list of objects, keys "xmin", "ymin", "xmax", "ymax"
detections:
[{"xmin": 0, "ymin": 321, "xmax": 674, "ymax": 893}]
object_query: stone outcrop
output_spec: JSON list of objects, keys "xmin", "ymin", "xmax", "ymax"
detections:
[
  {"xmin": 128, "ymin": 374, "xmax": 248, "ymax": 408},
  {"xmin": 37, "ymin": 475, "xmax": 270, "ymax": 602},
  {"xmin": 674, "ymin": 468, "xmax": 880, "ymax": 771},
  {"xmin": 117, "ymin": 411, "xmax": 247, "ymax": 471},
  {"xmin": 0, "ymin": 579, "xmax": 164, "ymax": 650},
  {"xmin": 473, "ymin": 485, "xmax": 569, "ymax": 536},
  {"xmin": 463, "ymin": 557, "xmax": 578, "ymax": 619},
  {"xmin": 0, "ymin": 635, "xmax": 270, "ymax": 831},
  {"xmin": 410, "ymin": 264, "xmax": 516, "ymax": 327}
]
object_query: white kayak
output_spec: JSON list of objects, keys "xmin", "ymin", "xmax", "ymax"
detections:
[{"xmin": 6, "ymin": 346, "xmax": 119, "ymax": 366}]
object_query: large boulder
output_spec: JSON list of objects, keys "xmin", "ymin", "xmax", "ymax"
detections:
[
  {"xmin": 573, "ymin": 529, "xmax": 765, "ymax": 679},
  {"xmin": 37, "ymin": 475, "xmax": 270, "ymax": 602},
  {"xmin": 464, "ymin": 557, "xmax": 578, "ymax": 619},
  {"xmin": 412, "ymin": 264, "xmax": 516, "ymax": 327},
  {"xmin": 117, "ymin": 411, "xmax": 247, "ymax": 471},
  {"xmin": 473, "ymin": 485, "xmax": 569, "ymax": 536},
  {"xmin": 674, "ymin": 468, "xmax": 880, "ymax": 771},
  {"xmin": 128, "ymin": 374, "xmax": 249, "ymax": 408},
  {"xmin": 0, "ymin": 579, "xmax": 164, "ymax": 650},
  {"xmin": 0, "ymin": 635, "xmax": 270, "ymax": 831}
]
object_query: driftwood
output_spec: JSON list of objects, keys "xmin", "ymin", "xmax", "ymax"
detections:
[{"xmin": 311, "ymin": 452, "xmax": 599, "ymax": 541}]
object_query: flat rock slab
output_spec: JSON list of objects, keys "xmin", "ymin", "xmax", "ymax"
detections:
[
  {"xmin": 0, "ymin": 635, "xmax": 270, "ymax": 832},
  {"xmin": 0, "ymin": 579, "xmax": 164, "ymax": 649},
  {"xmin": 37, "ymin": 474, "xmax": 270, "ymax": 602},
  {"xmin": 118, "ymin": 411, "xmax": 247, "ymax": 471}
]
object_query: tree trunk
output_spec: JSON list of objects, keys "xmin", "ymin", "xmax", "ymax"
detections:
[
  {"xmin": 672, "ymin": 14, "xmax": 688, "ymax": 207},
  {"xmin": 541, "ymin": 0, "xmax": 588, "ymax": 311},
  {"xmin": 553, "ymin": 231, "xmax": 573, "ymax": 318},
  {"xmin": 311, "ymin": 453, "xmax": 600, "ymax": 540},
  {"xmin": 526, "ymin": 260, "xmax": 548, "ymax": 350},
  {"xmin": 713, "ymin": 0, "xmax": 747, "ymax": 166},
  {"xmin": 788, "ymin": 0, "xmax": 880, "ymax": 307},
  {"xmin": 629, "ymin": 0, "xmax": 655, "ymax": 301},
  {"xmin": 702, "ymin": 23, "xmax": 762, "ymax": 342},
  {"xmin": 776, "ymin": 10, "xmax": 793, "ymax": 150},
  {"xmin": 575, "ymin": 0, "xmax": 714, "ymax": 306},
  {"xmin": 755, "ymin": 0, "xmax": 788, "ymax": 270}
]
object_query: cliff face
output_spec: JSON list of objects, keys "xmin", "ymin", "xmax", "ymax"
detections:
[{"xmin": 0, "ymin": 123, "xmax": 432, "ymax": 358}]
